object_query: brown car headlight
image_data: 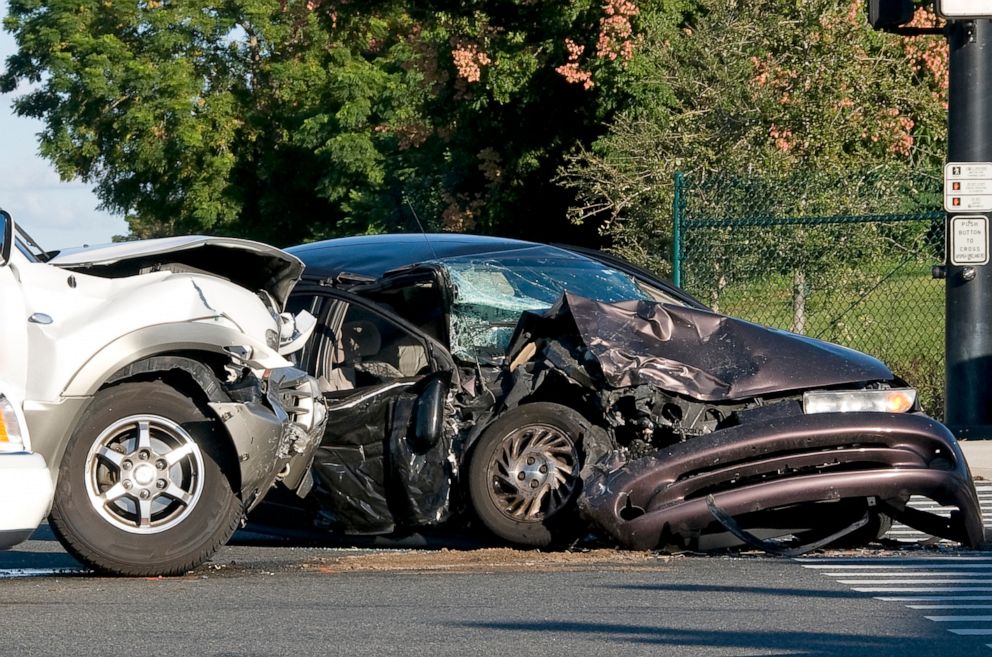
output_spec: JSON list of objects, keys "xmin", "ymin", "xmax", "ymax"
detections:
[{"xmin": 803, "ymin": 388, "xmax": 917, "ymax": 414}]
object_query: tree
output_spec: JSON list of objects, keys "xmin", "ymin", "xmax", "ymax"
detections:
[
  {"xmin": 559, "ymin": 0, "xmax": 948, "ymax": 273},
  {"xmin": 558, "ymin": 0, "xmax": 949, "ymax": 413},
  {"xmin": 2, "ymin": 0, "xmax": 686, "ymax": 246}
]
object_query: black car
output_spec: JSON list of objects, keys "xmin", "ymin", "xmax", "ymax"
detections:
[{"xmin": 275, "ymin": 233, "xmax": 983, "ymax": 553}]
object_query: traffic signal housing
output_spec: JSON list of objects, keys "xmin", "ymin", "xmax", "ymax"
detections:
[{"xmin": 868, "ymin": 0, "xmax": 915, "ymax": 29}]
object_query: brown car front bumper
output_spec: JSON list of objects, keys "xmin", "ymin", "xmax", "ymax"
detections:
[{"xmin": 579, "ymin": 412, "xmax": 985, "ymax": 550}]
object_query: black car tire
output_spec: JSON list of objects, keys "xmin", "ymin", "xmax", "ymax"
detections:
[
  {"xmin": 468, "ymin": 402, "xmax": 601, "ymax": 547},
  {"xmin": 49, "ymin": 381, "xmax": 242, "ymax": 576}
]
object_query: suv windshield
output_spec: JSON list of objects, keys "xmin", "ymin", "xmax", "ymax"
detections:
[
  {"xmin": 439, "ymin": 248, "xmax": 663, "ymax": 363},
  {"xmin": 14, "ymin": 224, "xmax": 47, "ymax": 262}
]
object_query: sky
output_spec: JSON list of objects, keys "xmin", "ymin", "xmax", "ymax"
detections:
[{"xmin": 0, "ymin": 3, "xmax": 128, "ymax": 249}]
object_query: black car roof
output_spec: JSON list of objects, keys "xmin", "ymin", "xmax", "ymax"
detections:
[
  {"xmin": 288, "ymin": 233, "xmax": 577, "ymax": 278},
  {"xmin": 288, "ymin": 233, "xmax": 706, "ymax": 308}
]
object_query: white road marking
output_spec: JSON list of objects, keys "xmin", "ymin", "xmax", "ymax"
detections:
[
  {"xmin": 908, "ymin": 605, "xmax": 992, "ymax": 609},
  {"xmin": 854, "ymin": 587, "xmax": 992, "ymax": 592},
  {"xmin": 827, "ymin": 571, "xmax": 992, "ymax": 576},
  {"xmin": 841, "ymin": 579, "xmax": 992, "ymax": 585},
  {"xmin": 806, "ymin": 564, "xmax": 992, "ymax": 569},
  {"xmin": 797, "ymin": 557, "xmax": 992, "ymax": 564},
  {"xmin": 878, "ymin": 596, "xmax": 992, "ymax": 602},
  {"xmin": 802, "ymin": 554, "xmax": 992, "ymax": 648}
]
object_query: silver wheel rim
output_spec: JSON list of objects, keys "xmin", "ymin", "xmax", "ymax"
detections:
[
  {"xmin": 83, "ymin": 415, "xmax": 205, "ymax": 535},
  {"xmin": 486, "ymin": 423, "xmax": 579, "ymax": 523}
]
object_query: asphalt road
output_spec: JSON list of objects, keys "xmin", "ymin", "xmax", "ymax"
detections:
[{"xmin": 1, "ymin": 528, "xmax": 991, "ymax": 657}]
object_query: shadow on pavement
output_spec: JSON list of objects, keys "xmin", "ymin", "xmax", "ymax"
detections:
[
  {"xmin": 232, "ymin": 522, "xmax": 500, "ymax": 550},
  {"xmin": 0, "ymin": 550, "xmax": 82, "ymax": 570},
  {"xmin": 453, "ymin": 620, "xmax": 956, "ymax": 656},
  {"xmin": 600, "ymin": 582, "xmax": 866, "ymax": 599}
]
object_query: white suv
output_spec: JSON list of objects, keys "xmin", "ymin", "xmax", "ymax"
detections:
[{"xmin": 0, "ymin": 209, "xmax": 325, "ymax": 576}]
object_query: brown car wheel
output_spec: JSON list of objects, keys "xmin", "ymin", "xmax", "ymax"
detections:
[{"xmin": 468, "ymin": 402, "xmax": 601, "ymax": 547}]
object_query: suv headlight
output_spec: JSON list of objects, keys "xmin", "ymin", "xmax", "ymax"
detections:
[
  {"xmin": 277, "ymin": 310, "xmax": 317, "ymax": 356},
  {"xmin": 0, "ymin": 394, "xmax": 26, "ymax": 452},
  {"xmin": 803, "ymin": 388, "xmax": 917, "ymax": 415}
]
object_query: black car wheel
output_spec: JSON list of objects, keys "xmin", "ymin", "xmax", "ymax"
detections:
[
  {"xmin": 49, "ymin": 381, "xmax": 242, "ymax": 576},
  {"xmin": 469, "ymin": 402, "xmax": 600, "ymax": 547}
]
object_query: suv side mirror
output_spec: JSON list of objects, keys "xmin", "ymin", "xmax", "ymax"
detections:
[{"xmin": 0, "ymin": 210, "xmax": 12, "ymax": 267}]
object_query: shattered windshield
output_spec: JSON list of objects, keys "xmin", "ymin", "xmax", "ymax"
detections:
[{"xmin": 440, "ymin": 248, "xmax": 655, "ymax": 363}]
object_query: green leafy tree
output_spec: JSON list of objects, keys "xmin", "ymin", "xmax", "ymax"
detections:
[
  {"xmin": 2, "ymin": 0, "xmax": 688, "ymax": 245},
  {"xmin": 559, "ymin": 0, "xmax": 948, "ymax": 412},
  {"xmin": 560, "ymin": 0, "xmax": 947, "ymax": 272}
]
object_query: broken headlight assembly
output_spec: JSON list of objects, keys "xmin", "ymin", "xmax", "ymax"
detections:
[
  {"xmin": 260, "ymin": 290, "xmax": 317, "ymax": 356},
  {"xmin": 803, "ymin": 388, "xmax": 917, "ymax": 415},
  {"xmin": 0, "ymin": 395, "xmax": 26, "ymax": 453}
]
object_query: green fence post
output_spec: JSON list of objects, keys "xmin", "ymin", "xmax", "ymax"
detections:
[{"xmin": 673, "ymin": 171, "xmax": 683, "ymax": 288}]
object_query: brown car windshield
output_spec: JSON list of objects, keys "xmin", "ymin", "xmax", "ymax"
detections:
[{"xmin": 439, "ymin": 250, "xmax": 663, "ymax": 363}]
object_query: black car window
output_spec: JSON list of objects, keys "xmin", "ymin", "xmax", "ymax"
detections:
[
  {"xmin": 316, "ymin": 302, "xmax": 431, "ymax": 393},
  {"xmin": 286, "ymin": 294, "xmax": 323, "ymax": 318}
]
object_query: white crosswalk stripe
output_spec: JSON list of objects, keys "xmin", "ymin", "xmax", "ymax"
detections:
[
  {"xmin": 885, "ymin": 482, "xmax": 992, "ymax": 542},
  {"xmin": 798, "ymin": 555, "xmax": 992, "ymax": 650}
]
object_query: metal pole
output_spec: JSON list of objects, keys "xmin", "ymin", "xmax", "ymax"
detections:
[
  {"xmin": 672, "ymin": 171, "xmax": 683, "ymax": 288},
  {"xmin": 946, "ymin": 19, "xmax": 992, "ymax": 439}
]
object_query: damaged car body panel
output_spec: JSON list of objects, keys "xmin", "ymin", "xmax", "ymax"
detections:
[
  {"xmin": 579, "ymin": 412, "xmax": 984, "ymax": 552},
  {"xmin": 51, "ymin": 235, "xmax": 304, "ymax": 309},
  {"xmin": 23, "ymin": 238, "xmax": 322, "ymax": 486},
  {"xmin": 519, "ymin": 294, "xmax": 894, "ymax": 401},
  {"xmin": 282, "ymin": 234, "xmax": 984, "ymax": 552}
]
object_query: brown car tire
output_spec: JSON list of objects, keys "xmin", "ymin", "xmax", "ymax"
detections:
[{"xmin": 468, "ymin": 402, "xmax": 599, "ymax": 547}]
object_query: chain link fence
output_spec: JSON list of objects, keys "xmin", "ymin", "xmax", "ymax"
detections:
[{"xmin": 673, "ymin": 171, "xmax": 946, "ymax": 416}]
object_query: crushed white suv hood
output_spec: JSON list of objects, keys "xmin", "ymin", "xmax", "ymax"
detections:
[{"xmin": 51, "ymin": 236, "xmax": 304, "ymax": 307}]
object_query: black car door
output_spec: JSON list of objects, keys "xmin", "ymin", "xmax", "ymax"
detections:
[{"xmin": 287, "ymin": 286, "xmax": 457, "ymax": 534}]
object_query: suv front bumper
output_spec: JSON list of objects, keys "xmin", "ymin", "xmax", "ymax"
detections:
[
  {"xmin": 210, "ymin": 367, "xmax": 325, "ymax": 510},
  {"xmin": 0, "ymin": 452, "xmax": 53, "ymax": 549}
]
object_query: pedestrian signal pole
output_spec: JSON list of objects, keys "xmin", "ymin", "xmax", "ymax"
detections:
[{"xmin": 870, "ymin": 1, "xmax": 992, "ymax": 440}]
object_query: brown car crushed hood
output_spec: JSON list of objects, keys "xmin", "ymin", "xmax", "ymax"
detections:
[{"xmin": 511, "ymin": 293, "xmax": 894, "ymax": 401}]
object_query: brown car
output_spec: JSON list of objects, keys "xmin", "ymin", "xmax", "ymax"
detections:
[{"xmin": 275, "ymin": 233, "xmax": 984, "ymax": 554}]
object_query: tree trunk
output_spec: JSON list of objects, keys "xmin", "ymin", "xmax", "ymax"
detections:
[
  {"xmin": 792, "ymin": 269, "xmax": 808, "ymax": 335},
  {"xmin": 710, "ymin": 262, "xmax": 726, "ymax": 313}
]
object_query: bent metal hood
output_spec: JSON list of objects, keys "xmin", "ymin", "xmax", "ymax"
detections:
[
  {"xmin": 50, "ymin": 236, "xmax": 304, "ymax": 308},
  {"xmin": 514, "ymin": 293, "xmax": 894, "ymax": 402}
]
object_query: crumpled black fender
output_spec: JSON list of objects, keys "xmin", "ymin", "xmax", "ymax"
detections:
[{"xmin": 578, "ymin": 412, "xmax": 985, "ymax": 550}]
